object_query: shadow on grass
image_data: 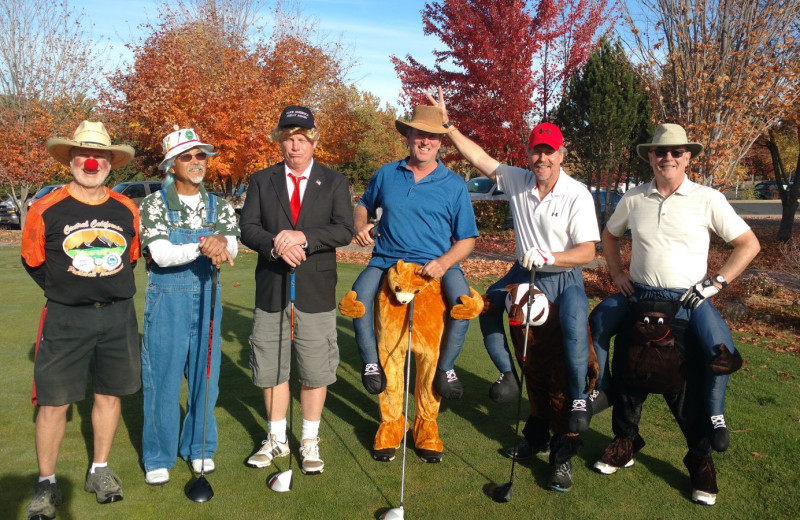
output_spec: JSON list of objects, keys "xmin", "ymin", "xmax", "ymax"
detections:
[{"xmin": 0, "ymin": 474, "xmax": 78, "ymax": 520}]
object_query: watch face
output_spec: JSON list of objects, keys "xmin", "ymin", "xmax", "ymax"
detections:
[{"xmin": 714, "ymin": 275, "xmax": 725, "ymax": 283}]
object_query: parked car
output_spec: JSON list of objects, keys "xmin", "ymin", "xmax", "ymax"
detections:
[
  {"xmin": 754, "ymin": 181, "xmax": 788, "ymax": 200},
  {"xmin": 112, "ymin": 181, "xmax": 163, "ymax": 206},
  {"xmin": 467, "ymin": 177, "xmax": 508, "ymax": 201},
  {"xmin": 28, "ymin": 184, "xmax": 65, "ymax": 207},
  {"xmin": 0, "ymin": 196, "xmax": 21, "ymax": 227}
]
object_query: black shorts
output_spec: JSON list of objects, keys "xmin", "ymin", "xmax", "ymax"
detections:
[{"xmin": 34, "ymin": 299, "xmax": 141, "ymax": 406}]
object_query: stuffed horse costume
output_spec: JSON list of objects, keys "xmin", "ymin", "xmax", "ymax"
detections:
[{"xmin": 339, "ymin": 260, "xmax": 483, "ymax": 462}]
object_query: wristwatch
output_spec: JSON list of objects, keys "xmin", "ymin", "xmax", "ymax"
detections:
[
  {"xmin": 712, "ymin": 273, "xmax": 727, "ymax": 288},
  {"xmin": 442, "ymin": 121, "xmax": 453, "ymax": 128}
]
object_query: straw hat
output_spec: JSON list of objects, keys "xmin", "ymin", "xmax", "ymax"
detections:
[
  {"xmin": 636, "ymin": 123, "xmax": 704, "ymax": 161},
  {"xmin": 395, "ymin": 106, "xmax": 453, "ymax": 136},
  {"xmin": 158, "ymin": 126, "xmax": 217, "ymax": 171},
  {"xmin": 46, "ymin": 121, "xmax": 135, "ymax": 169}
]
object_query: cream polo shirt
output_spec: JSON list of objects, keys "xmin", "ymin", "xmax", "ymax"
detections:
[
  {"xmin": 496, "ymin": 163, "xmax": 600, "ymax": 273},
  {"xmin": 606, "ymin": 176, "xmax": 750, "ymax": 289}
]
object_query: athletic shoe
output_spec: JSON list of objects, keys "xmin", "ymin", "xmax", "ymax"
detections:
[
  {"xmin": 589, "ymin": 389, "xmax": 611, "ymax": 415},
  {"xmin": 26, "ymin": 480, "xmax": 62, "ymax": 520},
  {"xmin": 502, "ymin": 438, "xmax": 549, "ymax": 460},
  {"xmin": 416, "ymin": 448, "xmax": 442, "ymax": 463},
  {"xmin": 191, "ymin": 458, "xmax": 215, "ymax": 475},
  {"xmin": 247, "ymin": 434, "xmax": 290, "ymax": 468},
  {"xmin": 489, "ymin": 371, "xmax": 520, "ymax": 403},
  {"xmin": 568, "ymin": 399, "xmax": 590, "ymax": 433},
  {"xmin": 684, "ymin": 451, "xmax": 718, "ymax": 506},
  {"xmin": 710, "ymin": 415, "xmax": 730, "ymax": 452},
  {"xmin": 300, "ymin": 437, "xmax": 324, "ymax": 474},
  {"xmin": 433, "ymin": 368, "xmax": 463, "ymax": 400},
  {"xmin": 372, "ymin": 447, "xmax": 397, "ymax": 462},
  {"xmin": 594, "ymin": 435, "xmax": 645, "ymax": 475},
  {"xmin": 362, "ymin": 363, "xmax": 386, "ymax": 394},
  {"xmin": 144, "ymin": 468, "xmax": 169, "ymax": 486},
  {"xmin": 549, "ymin": 459, "xmax": 573, "ymax": 493},
  {"xmin": 84, "ymin": 467, "xmax": 123, "ymax": 504}
]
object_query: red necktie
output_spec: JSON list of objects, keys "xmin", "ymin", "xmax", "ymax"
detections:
[{"xmin": 289, "ymin": 174, "xmax": 305, "ymax": 224}]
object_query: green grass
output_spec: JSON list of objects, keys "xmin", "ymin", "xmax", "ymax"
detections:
[{"xmin": 1, "ymin": 247, "xmax": 798, "ymax": 519}]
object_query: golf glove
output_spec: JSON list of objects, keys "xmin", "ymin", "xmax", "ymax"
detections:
[
  {"xmin": 680, "ymin": 276, "xmax": 720, "ymax": 309},
  {"xmin": 521, "ymin": 248, "xmax": 555, "ymax": 270}
]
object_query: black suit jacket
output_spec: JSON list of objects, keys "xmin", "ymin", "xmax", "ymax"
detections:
[{"xmin": 240, "ymin": 161, "xmax": 354, "ymax": 313}]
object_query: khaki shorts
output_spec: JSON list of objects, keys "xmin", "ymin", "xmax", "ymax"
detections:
[
  {"xmin": 249, "ymin": 307, "xmax": 339, "ymax": 388},
  {"xmin": 34, "ymin": 299, "xmax": 141, "ymax": 406}
]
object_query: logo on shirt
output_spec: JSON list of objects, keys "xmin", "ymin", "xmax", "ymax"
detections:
[{"xmin": 62, "ymin": 228, "xmax": 127, "ymax": 277}]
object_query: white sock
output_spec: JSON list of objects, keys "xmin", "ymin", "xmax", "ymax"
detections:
[
  {"xmin": 90, "ymin": 462, "xmax": 107, "ymax": 474},
  {"xmin": 38, "ymin": 474, "xmax": 56, "ymax": 484},
  {"xmin": 302, "ymin": 419, "xmax": 320, "ymax": 441},
  {"xmin": 269, "ymin": 419, "xmax": 287, "ymax": 443}
]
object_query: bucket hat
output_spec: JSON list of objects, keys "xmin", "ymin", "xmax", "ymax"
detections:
[
  {"xmin": 158, "ymin": 126, "xmax": 217, "ymax": 170},
  {"xmin": 637, "ymin": 123, "xmax": 703, "ymax": 161}
]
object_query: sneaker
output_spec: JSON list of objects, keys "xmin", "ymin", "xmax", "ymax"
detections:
[
  {"xmin": 568, "ymin": 399, "xmax": 590, "ymax": 433},
  {"xmin": 549, "ymin": 459, "xmax": 573, "ymax": 493},
  {"xmin": 300, "ymin": 437, "xmax": 324, "ymax": 475},
  {"xmin": 362, "ymin": 363, "xmax": 386, "ymax": 394},
  {"xmin": 589, "ymin": 389, "xmax": 611, "ymax": 415},
  {"xmin": 710, "ymin": 415, "xmax": 730, "ymax": 452},
  {"xmin": 26, "ymin": 480, "xmax": 62, "ymax": 520},
  {"xmin": 684, "ymin": 451, "xmax": 718, "ymax": 506},
  {"xmin": 372, "ymin": 447, "xmax": 397, "ymax": 462},
  {"xmin": 594, "ymin": 435, "xmax": 645, "ymax": 475},
  {"xmin": 144, "ymin": 468, "xmax": 169, "ymax": 486},
  {"xmin": 433, "ymin": 368, "xmax": 463, "ymax": 400},
  {"xmin": 84, "ymin": 467, "xmax": 123, "ymax": 504},
  {"xmin": 247, "ymin": 434, "xmax": 290, "ymax": 468},
  {"xmin": 416, "ymin": 448, "xmax": 442, "ymax": 463},
  {"xmin": 190, "ymin": 458, "xmax": 215, "ymax": 475},
  {"xmin": 489, "ymin": 371, "xmax": 520, "ymax": 403},
  {"xmin": 501, "ymin": 438, "xmax": 549, "ymax": 460}
]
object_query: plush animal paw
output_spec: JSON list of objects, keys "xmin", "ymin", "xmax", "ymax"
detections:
[
  {"xmin": 338, "ymin": 290, "xmax": 365, "ymax": 318},
  {"xmin": 480, "ymin": 293, "xmax": 501, "ymax": 316},
  {"xmin": 709, "ymin": 344, "xmax": 743, "ymax": 375},
  {"xmin": 450, "ymin": 287, "xmax": 484, "ymax": 320}
]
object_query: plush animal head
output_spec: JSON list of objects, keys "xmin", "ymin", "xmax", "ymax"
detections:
[
  {"xmin": 505, "ymin": 283, "xmax": 550, "ymax": 327},
  {"xmin": 632, "ymin": 299, "xmax": 679, "ymax": 343},
  {"xmin": 387, "ymin": 260, "xmax": 434, "ymax": 305}
]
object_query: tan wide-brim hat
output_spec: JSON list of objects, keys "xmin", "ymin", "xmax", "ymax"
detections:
[
  {"xmin": 46, "ymin": 120, "xmax": 135, "ymax": 169},
  {"xmin": 636, "ymin": 123, "xmax": 704, "ymax": 162},
  {"xmin": 395, "ymin": 105, "xmax": 454, "ymax": 136}
]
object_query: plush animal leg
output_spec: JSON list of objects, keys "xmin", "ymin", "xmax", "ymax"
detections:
[
  {"xmin": 375, "ymin": 336, "xmax": 408, "ymax": 451},
  {"xmin": 338, "ymin": 290, "xmax": 365, "ymax": 318},
  {"xmin": 411, "ymin": 339, "xmax": 443, "ymax": 454}
]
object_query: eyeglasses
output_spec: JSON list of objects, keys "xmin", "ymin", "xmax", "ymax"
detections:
[
  {"xmin": 176, "ymin": 151, "xmax": 207, "ymax": 162},
  {"xmin": 652, "ymin": 148, "xmax": 688, "ymax": 158}
]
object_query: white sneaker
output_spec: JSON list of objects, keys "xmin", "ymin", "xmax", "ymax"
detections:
[
  {"xmin": 247, "ymin": 434, "xmax": 290, "ymax": 468},
  {"xmin": 593, "ymin": 458, "xmax": 634, "ymax": 475},
  {"xmin": 692, "ymin": 488, "xmax": 717, "ymax": 506},
  {"xmin": 145, "ymin": 468, "xmax": 170, "ymax": 485},
  {"xmin": 191, "ymin": 458, "xmax": 215, "ymax": 474},
  {"xmin": 300, "ymin": 437, "xmax": 324, "ymax": 475}
]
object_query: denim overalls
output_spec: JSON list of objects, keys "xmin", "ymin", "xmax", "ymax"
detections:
[{"xmin": 141, "ymin": 191, "xmax": 222, "ymax": 471}]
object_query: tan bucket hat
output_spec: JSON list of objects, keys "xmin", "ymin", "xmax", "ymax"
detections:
[
  {"xmin": 636, "ymin": 123, "xmax": 704, "ymax": 161},
  {"xmin": 395, "ymin": 105, "xmax": 453, "ymax": 136},
  {"xmin": 46, "ymin": 121, "xmax": 135, "ymax": 169}
]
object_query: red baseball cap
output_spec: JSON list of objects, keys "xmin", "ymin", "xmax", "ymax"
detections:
[{"xmin": 527, "ymin": 122, "xmax": 563, "ymax": 150}]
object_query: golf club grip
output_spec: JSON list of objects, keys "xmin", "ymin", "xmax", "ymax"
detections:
[{"xmin": 207, "ymin": 268, "xmax": 219, "ymax": 379}]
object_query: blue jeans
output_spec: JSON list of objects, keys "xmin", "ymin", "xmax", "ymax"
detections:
[
  {"xmin": 480, "ymin": 262, "xmax": 591, "ymax": 400},
  {"xmin": 141, "ymin": 231, "xmax": 222, "ymax": 471},
  {"xmin": 589, "ymin": 284, "xmax": 734, "ymax": 416},
  {"xmin": 352, "ymin": 265, "xmax": 470, "ymax": 371}
]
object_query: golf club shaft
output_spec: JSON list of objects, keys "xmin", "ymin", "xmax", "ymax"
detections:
[
  {"xmin": 398, "ymin": 299, "xmax": 414, "ymax": 508},
  {"xmin": 200, "ymin": 267, "xmax": 219, "ymax": 477},
  {"xmin": 507, "ymin": 267, "xmax": 536, "ymax": 486},
  {"xmin": 288, "ymin": 268, "xmax": 296, "ymax": 474}
]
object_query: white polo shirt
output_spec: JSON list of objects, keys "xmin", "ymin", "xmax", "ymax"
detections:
[
  {"xmin": 496, "ymin": 164, "xmax": 600, "ymax": 272},
  {"xmin": 606, "ymin": 176, "xmax": 750, "ymax": 288}
]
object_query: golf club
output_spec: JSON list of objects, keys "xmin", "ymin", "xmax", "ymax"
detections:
[
  {"xmin": 186, "ymin": 267, "xmax": 219, "ymax": 503},
  {"xmin": 268, "ymin": 268, "xmax": 296, "ymax": 493},
  {"xmin": 380, "ymin": 299, "xmax": 414, "ymax": 520},
  {"xmin": 489, "ymin": 266, "xmax": 536, "ymax": 503}
]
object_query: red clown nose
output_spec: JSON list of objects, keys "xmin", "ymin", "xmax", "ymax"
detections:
[{"xmin": 84, "ymin": 158, "xmax": 99, "ymax": 171}]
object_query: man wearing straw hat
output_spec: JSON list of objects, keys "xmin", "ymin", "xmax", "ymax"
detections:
[
  {"xmin": 347, "ymin": 104, "xmax": 478, "ymax": 411},
  {"xmin": 21, "ymin": 121, "xmax": 139, "ymax": 519},
  {"xmin": 138, "ymin": 127, "xmax": 239, "ymax": 486},
  {"xmin": 589, "ymin": 123, "xmax": 760, "ymax": 505}
]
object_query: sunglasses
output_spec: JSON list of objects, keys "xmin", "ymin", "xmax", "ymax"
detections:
[
  {"xmin": 176, "ymin": 151, "xmax": 208, "ymax": 162},
  {"xmin": 652, "ymin": 148, "xmax": 688, "ymax": 158}
]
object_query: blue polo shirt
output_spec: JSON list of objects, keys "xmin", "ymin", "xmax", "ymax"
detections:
[{"xmin": 359, "ymin": 158, "xmax": 478, "ymax": 269}]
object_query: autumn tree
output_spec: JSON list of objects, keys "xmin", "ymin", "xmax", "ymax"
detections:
[
  {"xmin": 106, "ymin": 0, "xmax": 358, "ymax": 192},
  {"xmin": 392, "ymin": 0, "xmax": 616, "ymax": 167},
  {"xmin": 0, "ymin": 0, "xmax": 103, "ymax": 227},
  {"xmin": 621, "ymin": 0, "xmax": 800, "ymax": 189},
  {"xmin": 556, "ymin": 37, "xmax": 653, "ymax": 225}
]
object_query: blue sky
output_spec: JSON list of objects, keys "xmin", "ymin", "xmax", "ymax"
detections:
[{"xmin": 82, "ymin": 0, "xmax": 438, "ymax": 108}]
